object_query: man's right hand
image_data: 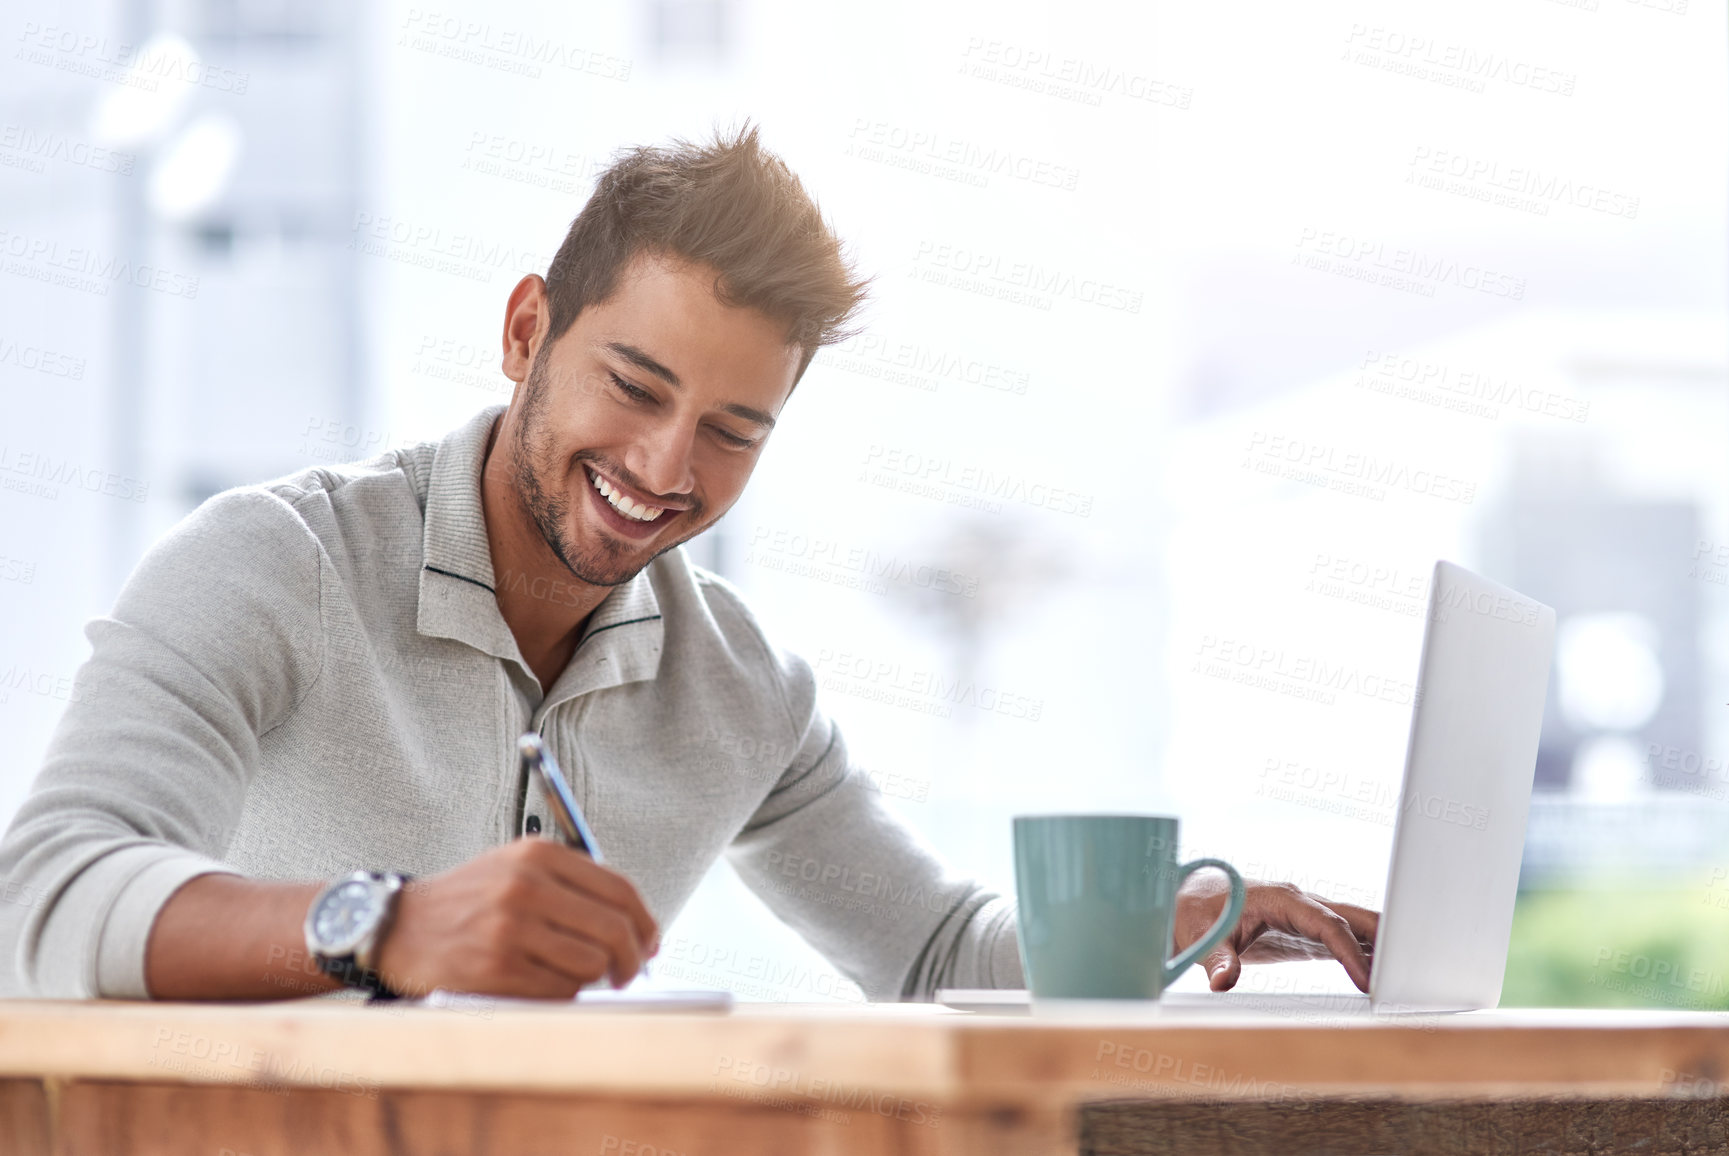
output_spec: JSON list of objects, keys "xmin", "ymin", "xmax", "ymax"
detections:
[{"xmin": 374, "ymin": 837, "xmax": 660, "ymax": 999}]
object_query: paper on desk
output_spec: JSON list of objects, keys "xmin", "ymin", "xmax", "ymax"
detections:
[{"xmin": 420, "ymin": 974, "xmax": 733, "ymax": 1014}]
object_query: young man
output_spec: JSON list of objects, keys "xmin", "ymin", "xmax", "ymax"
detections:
[{"xmin": 0, "ymin": 127, "xmax": 1375, "ymax": 1002}]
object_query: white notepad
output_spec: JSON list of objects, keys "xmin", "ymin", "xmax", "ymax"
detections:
[{"xmin": 421, "ymin": 986, "xmax": 734, "ymax": 1013}]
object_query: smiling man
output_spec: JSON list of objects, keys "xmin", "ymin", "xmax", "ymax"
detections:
[{"xmin": 0, "ymin": 126, "xmax": 1375, "ymax": 1002}]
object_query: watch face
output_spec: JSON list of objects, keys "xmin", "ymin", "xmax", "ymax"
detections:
[{"xmin": 312, "ymin": 878, "xmax": 382, "ymax": 954}]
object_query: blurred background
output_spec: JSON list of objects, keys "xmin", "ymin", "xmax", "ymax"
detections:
[{"xmin": 1, "ymin": 0, "xmax": 1724, "ymax": 1006}]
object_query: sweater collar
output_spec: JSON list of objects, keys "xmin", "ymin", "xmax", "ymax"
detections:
[{"xmin": 413, "ymin": 404, "xmax": 664, "ymax": 695}]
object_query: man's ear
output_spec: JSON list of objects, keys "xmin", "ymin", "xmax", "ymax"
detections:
[{"xmin": 502, "ymin": 275, "xmax": 550, "ymax": 384}]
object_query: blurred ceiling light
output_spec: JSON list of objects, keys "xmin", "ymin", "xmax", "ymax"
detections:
[
  {"xmin": 90, "ymin": 33, "xmax": 199, "ymax": 148},
  {"xmin": 1556, "ymin": 612, "xmax": 1665, "ymax": 732},
  {"xmin": 148, "ymin": 114, "xmax": 243, "ymax": 223},
  {"xmin": 1569, "ymin": 735, "xmax": 1651, "ymax": 803},
  {"xmin": 650, "ymin": 0, "xmax": 730, "ymax": 59}
]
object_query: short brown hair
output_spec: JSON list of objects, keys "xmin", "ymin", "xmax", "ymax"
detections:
[{"xmin": 543, "ymin": 122, "xmax": 869, "ymax": 383}]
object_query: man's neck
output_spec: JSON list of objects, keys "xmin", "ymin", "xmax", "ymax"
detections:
[{"xmin": 479, "ymin": 412, "xmax": 613, "ymax": 691}]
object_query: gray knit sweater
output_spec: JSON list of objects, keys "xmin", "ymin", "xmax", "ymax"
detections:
[{"xmin": 0, "ymin": 404, "xmax": 1022, "ymax": 1000}]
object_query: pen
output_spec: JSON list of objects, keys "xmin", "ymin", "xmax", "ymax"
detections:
[
  {"xmin": 516, "ymin": 732, "xmax": 651, "ymax": 980},
  {"xmin": 518, "ymin": 732, "xmax": 605, "ymax": 861}
]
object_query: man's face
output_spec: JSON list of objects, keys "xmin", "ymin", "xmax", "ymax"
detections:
[{"xmin": 508, "ymin": 253, "xmax": 801, "ymax": 588}]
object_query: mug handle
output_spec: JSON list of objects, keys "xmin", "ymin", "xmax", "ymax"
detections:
[{"xmin": 1162, "ymin": 858, "xmax": 1246, "ymax": 988}]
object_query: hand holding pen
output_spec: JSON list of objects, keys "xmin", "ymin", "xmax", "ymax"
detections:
[
  {"xmin": 518, "ymin": 732, "xmax": 654, "ymax": 981},
  {"xmin": 365, "ymin": 739, "xmax": 659, "ymax": 998}
]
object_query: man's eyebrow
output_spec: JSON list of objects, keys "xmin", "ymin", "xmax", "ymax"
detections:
[
  {"xmin": 604, "ymin": 340, "xmax": 778, "ymax": 430},
  {"xmin": 722, "ymin": 403, "xmax": 776, "ymax": 430},
  {"xmin": 603, "ymin": 341, "xmax": 681, "ymax": 388}
]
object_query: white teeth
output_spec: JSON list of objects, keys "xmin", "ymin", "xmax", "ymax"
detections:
[{"xmin": 588, "ymin": 468, "xmax": 663, "ymax": 523}]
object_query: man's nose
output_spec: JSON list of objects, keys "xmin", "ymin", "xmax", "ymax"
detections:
[{"xmin": 625, "ymin": 417, "xmax": 697, "ymax": 499}]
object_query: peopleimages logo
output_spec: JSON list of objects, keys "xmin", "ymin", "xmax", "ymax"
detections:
[
  {"xmin": 1294, "ymin": 228, "xmax": 1525, "ymax": 300},
  {"xmin": 822, "ymin": 333, "xmax": 1030, "ymax": 397},
  {"xmin": 712, "ymin": 1055, "xmax": 943, "ymax": 1128},
  {"xmin": 1305, "ymin": 552, "xmax": 1429, "ymax": 619},
  {"xmin": 762, "ymin": 851, "xmax": 961, "ymax": 916},
  {"xmin": 1193, "ymin": 634, "xmax": 1417, "ymax": 707},
  {"xmin": 14, "ymin": 23, "xmax": 251, "ymax": 93},
  {"xmin": 1242, "ymin": 431, "xmax": 1477, "ymax": 505},
  {"xmin": 912, "ymin": 240, "xmax": 1143, "ymax": 313},
  {"xmin": 0, "ymin": 445, "xmax": 148, "ymax": 502},
  {"xmin": 0, "ymin": 335, "xmax": 85, "ymax": 379},
  {"xmin": 0, "ymin": 124, "xmax": 134, "ymax": 175},
  {"xmin": 0, "ymin": 228, "xmax": 199, "ymax": 299},
  {"xmin": 1406, "ymin": 146, "xmax": 1639, "ymax": 220},
  {"xmin": 846, "ymin": 118, "xmax": 1081, "ymax": 191},
  {"xmin": 1357, "ymin": 349, "xmax": 1589, "ymax": 424},
  {"xmin": 348, "ymin": 212, "xmax": 549, "ymax": 284},
  {"xmin": 959, "ymin": 38, "xmax": 1193, "ymax": 109},
  {"xmin": 396, "ymin": 9, "xmax": 632, "ymax": 81},
  {"xmin": 0, "ymin": 662, "xmax": 82, "ymax": 705},
  {"xmin": 746, "ymin": 525, "xmax": 980, "ymax": 599},
  {"xmin": 861, "ymin": 443, "xmax": 1095, "ymax": 517},
  {"xmin": 1341, "ymin": 24, "xmax": 1576, "ymax": 97},
  {"xmin": 813, "ymin": 646, "xmax": 1045, "ymax": 722},
  {"xmin": 1429, "ymin": 580, "xmax": 1542, "ymax": 628}
]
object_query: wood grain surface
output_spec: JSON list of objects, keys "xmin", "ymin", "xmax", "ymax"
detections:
[
  {"xmin": 1, "ymin": 1003, "xmax": 1726, "ymax": 1156},
  {"xmin": 0, "ymin": 1002, "xmax": 1724, "ymax": 1103},
  {"xmin": 1079, "ymin": 1097, "xmax": 1729, "ymax": 1156}
]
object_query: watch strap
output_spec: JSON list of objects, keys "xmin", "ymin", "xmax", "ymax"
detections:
[{"xmin": 317, "ymin": 953, "xmax": 401, "ymax": 1001}]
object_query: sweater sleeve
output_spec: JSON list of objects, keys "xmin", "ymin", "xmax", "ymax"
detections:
[
  {"xmin": 722, "ymin": 634, "xmax": 1024, "ymax": 1001},
  {"xmin": 0, "ymin": 486, "xmax": 326, "ymax": 998}
]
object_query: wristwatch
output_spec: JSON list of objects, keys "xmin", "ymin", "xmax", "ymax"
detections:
[{"xmin": 304, "ymin": 871, "xmax": 409, "ymax": 1001}]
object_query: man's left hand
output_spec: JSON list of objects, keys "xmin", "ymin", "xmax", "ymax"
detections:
[{"xmin": 1174, "ymin": 873, "xmax": 1380, "ymax": 993}]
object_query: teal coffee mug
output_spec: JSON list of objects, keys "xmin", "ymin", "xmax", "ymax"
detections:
[{"xmin": 1013, "ymin": 815, "xmax": 1246, "ymax": 1000}]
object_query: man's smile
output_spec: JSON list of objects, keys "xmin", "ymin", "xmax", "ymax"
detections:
[{"xmin": 580, "ymin": 462, "xmax": 689, "ymax": 540}]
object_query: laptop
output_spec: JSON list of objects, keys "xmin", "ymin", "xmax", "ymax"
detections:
[{"xmin": 941, "ymin": 560, "xmax": 1556, "ymax": 1016}]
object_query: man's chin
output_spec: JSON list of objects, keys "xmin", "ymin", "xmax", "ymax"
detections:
[
  {"xmin": 559, "ymin": 495, "xmax": 706, "ymax": 586},
  {"xmin": 563, "ymin": 534, "xmax": 683, "ymax": 588},
  {"xmin": 563, "ymin": 554, "xmax": 652, "ymax": 589}
]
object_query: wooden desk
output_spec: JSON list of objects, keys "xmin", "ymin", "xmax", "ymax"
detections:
[{"xmin": 0, "ymin": 1000, "xmax": 1724, "ymax": 1155}]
